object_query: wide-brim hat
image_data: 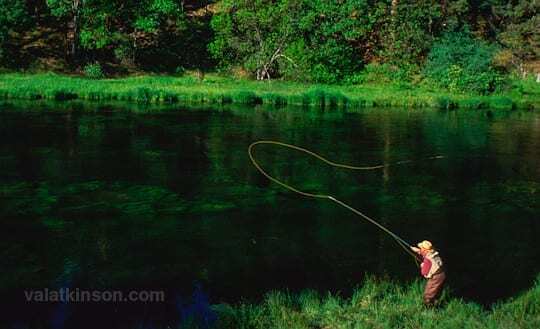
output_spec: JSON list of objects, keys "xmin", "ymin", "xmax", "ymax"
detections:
[{"xmin": 417, "ymin": 240, "xmax": 433, "ymax": 250}]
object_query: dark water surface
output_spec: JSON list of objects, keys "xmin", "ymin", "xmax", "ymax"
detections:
[{"xmin": 1, "ymin": 101, "xmax": 539, "ymax": 327}]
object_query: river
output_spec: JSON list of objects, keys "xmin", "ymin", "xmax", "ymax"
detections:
[{"xmin": 1, "ymin": 101, "xmax": 539, "ymax": 327}]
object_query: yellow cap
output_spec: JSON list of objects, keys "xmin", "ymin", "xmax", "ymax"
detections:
[{"xmin": 417, "ymin": 240, "xmax": 433, "ymax": 250}]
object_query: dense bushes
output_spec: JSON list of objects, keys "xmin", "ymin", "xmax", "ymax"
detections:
[
  {"xmin": 345, "ymin": 63, "xmax": 414, "ymax": 85},
  {"xmin": 0, "ymin": 1, "xmax": 536, "ymax": 88},
  {"xmin": 83, "ymin": 63, "xmax": 105, "ymax": 79},
  {"xmin": 209, "ymin": 0, "xmax": 366, "ymax": 83},
  {"xmin": 0, "ymin": 1, "xmax": 536, "ymax": 96},
  {"xmin": 282, "ymin": 0, "xmax": 368, "ymax": 84},
  {"xmin": 424, "ymin": 33, "xmax": 504, "ymax": 94},
  {"xmin": 208, "ymin": 1, "xmax": 535, "ymax": 93}
]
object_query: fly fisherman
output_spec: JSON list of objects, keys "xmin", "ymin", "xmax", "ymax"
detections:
[{"xmin": 410, "ymin": 240, "xmax": 446, "ymax": 306}]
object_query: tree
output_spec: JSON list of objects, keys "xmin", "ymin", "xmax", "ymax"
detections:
[
  {"xmin": 210, "ymin": 0, "xmax": 375, "ymax": 82},
  {"xmin": 377, "ymin": 0, "xmax": 444, "ymax": 69},
  {"xmin": 288, "ymin": 0, "xmax": 372, "ymax": 83},
  {"xmin": 210, "ymin": 0, "xmax": 302, "ymax": 80},
  {"xmin": 494, "ymin": 0, "xmax": 539, "ymax": 76},
  {"xmin": 46, "ymin": 0, "xmax": 185, "ymax": 65},
  {"xmin": 122, "ymin": 0, "xmax": 185, "ymax": 66},
  {"xmin": 0, "ymin": 0, "xmax": 26, "ymax": 64},
  {"xmin": 46, "ymin": 0, "xmax": 83, "ymax": 59}
]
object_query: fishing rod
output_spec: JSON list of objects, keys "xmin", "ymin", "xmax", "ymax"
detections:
[{"xmin": 248, "ymin": 140, "xmax": 444, "ymax": 263}]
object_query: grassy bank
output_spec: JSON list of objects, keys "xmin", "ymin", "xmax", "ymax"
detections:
[
  {"xmin": 193, "ymin": 277, "xmax": 540, "ymax": 329},
  {"xmin": 0, "ymin": 73, "xmax": 538, "ymax": 110}
]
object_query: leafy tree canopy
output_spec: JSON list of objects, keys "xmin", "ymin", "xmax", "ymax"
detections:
[{"xmin": 0, "ymin": 0, "xmax": 27, "ymax": 62}]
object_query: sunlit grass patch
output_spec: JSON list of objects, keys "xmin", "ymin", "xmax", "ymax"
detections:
[
  {"xmin": 206, "ymin": 276, "xmax": 540, "ymax": 329},
  {"xmin": 0, "ymin": 73, "xmax": 537, "ymax": 110}
]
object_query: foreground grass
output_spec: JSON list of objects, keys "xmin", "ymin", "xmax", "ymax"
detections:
[
  {"xmin": 0, "ymin": 73, "xmax": 538, "ymax": 110},
  {"xmin": 192, "ymin": 277, "xmax": 540, "ymax": 329}
]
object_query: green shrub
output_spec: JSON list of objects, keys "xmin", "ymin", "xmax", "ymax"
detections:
[
  {"xmin": 309, "ymin": 63, "xmax": 340, "ymax": 84},
  {"xmin": 83, "ymin": 63, "xmax": 104, "ymax": 79},
  {"xmin": 345, "ymin": 63, "xmax": 416, "ymax": 85},
  {"xmin": 346, "ymin": 63, "xmax": 394, "ymax": 84},
  {"xmin": 424, "ymin": 32, "xmax": 504, "ymax": 94}
]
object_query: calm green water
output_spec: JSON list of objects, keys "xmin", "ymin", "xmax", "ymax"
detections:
[{"xmin": 1, "ymin": 101, "xmax": 539, "ymax": 326}]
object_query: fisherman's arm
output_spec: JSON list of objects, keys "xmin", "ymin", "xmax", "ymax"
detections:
[{"xmin": 410, "ymin": 246, "xmax": 424, "ymax": 262}]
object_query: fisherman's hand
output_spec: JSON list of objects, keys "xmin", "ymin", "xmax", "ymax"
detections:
[{"xmin": 410, "ymin": 246, "xmax": 420, "ymax": 253}]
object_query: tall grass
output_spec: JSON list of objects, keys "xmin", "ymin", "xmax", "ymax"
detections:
[
  {"xmin": 0, "ymin": 72, "xmax": 538, "ymax": 110},
  {"xmin": 206, "ymin": 276, "xmax": 540, "ymax": 329}
]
